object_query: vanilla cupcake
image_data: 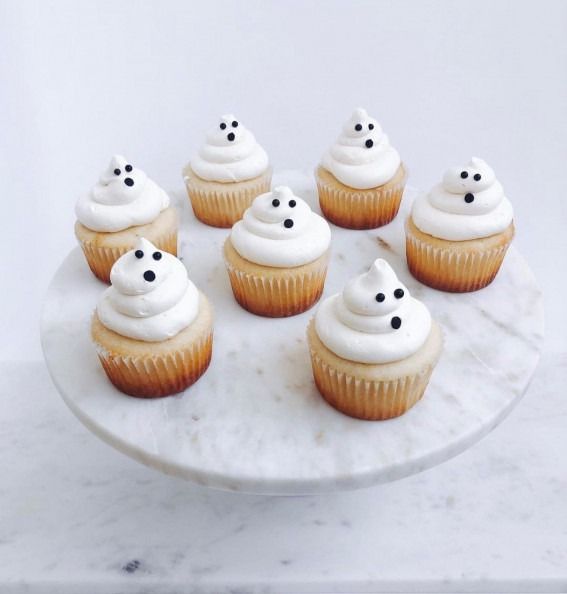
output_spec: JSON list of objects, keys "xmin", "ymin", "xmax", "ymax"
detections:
[
  {"xmin": 406, "ymin": 158, "xmax": 514, "ymax": 292},
  {"xmin": 183, "ymin": 115, "xmax": 272, "ymax": 228},
  {"xmin": 223, "ymin": 186, "xmax": 331, "ymax": 317},
  {"xmin": 315, "ymin": 108, "xmax": 407, "ymax": 229},
  {"xmin": 75, "ymin": 155, "xmax": 178, "ymax": 283},
  {"xmin": 307, "ymin": 259, "xmax": 442, "ymax": 420},
  {"xmin": 92, "ymin": 238, "xmax": 213, "ymax": 398}
]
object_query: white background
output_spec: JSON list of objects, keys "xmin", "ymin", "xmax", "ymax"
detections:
[{"xmin": 1, "ymin": 0, "xmax": 565, "ymax": 360}]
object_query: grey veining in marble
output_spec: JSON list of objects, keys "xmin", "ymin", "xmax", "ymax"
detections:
[
  {"xmin": 1, "ymin": 357, "xmax": 566, "ymax": 593},
  {"xmin": 39, "ymin": 171, "xmax": 544, "ymax": 494}
]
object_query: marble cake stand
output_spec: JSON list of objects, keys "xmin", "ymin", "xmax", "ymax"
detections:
[{"xmin": 40, "ymin": 171, "xmax": 544, "ymax": 495}]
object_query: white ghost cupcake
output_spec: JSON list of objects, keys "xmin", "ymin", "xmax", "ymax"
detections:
[
  {"xmin": 183, "ymin": 114, "xmax": 272, "ymax": 227},
  {"xmin": 75, "ymin": 155, "xmax": 178, "ymax": 283},
  {"xmin": 315, "ymin": 108, "xmax": 407, "ymax": 229},
  {"xmin": 307, "ymin": 259, "xmax": 442, "ymax": 420},
  {"xmin": 91, "ymin": 238, "xmax": 213, "ymax": 398},
  {"xmin": 406, "ymin": 157, "xmax": 515, "ymax": 292},
  {"xmin": 223, "ymin": 186, "xmax": 331, "ymax": 317}
]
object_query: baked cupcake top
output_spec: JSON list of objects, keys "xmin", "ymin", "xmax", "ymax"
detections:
[
  {"xmin": 230, "ymin": 186, "xmax": 331, "ymax": 268},
  {"xmin": 75, "ymin": 156, "xmax": 170, "ymax": 233},
  {"xmin": 321, "ymin": 108, "xmax": 401, "ymax": 190},
  {"xmin": 411, "ymin": 157, "xmax": 514, "ymax": 241},
  {"xmin": 188, "ymin": 114, "xmax": 269, "ymax": 183},
  {"xmin": 315, "ymin": 259, "xmax": 431, "ymax": 364},
  {"xmin": 96, "ymin": 238, "xmax": 199, "ymax": 342}
]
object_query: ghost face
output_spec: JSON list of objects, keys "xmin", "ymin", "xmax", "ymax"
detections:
[
  {"xmin": 342, "ymin": 108, "xmax": 382, "ymax": 149},
  {"xmin": 443, "ymin": 158, "xmax": 496, "ymax": 195},
  {"xmin": 337, "ymin": 259, "xmax": 408, "ymax": 333},
  {"xmin": 96, "ymin": 155, "xmax": 147, "ymax": 204},
  {"xmin": 251, "ymin": 186, "xmax": 298, "ymax": 223},
  {"xmin": 246, "ymin": 186, "xmax": 310, "ymax": 239},
  {"xmin": 343, "ymin": 260, "xmax": 406, "ymax": 318},
  {"xmin": 110, "ymin": 239, "xmax": 167, "ymax": 295},
  {"xmin": 208, "ymin": 114, "xmax": 241, "ymax": 146}
]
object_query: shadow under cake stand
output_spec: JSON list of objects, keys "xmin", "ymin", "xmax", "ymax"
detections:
[{"xmin": 41, "ymin": 172, "xmax": 544, "ymax": 495}]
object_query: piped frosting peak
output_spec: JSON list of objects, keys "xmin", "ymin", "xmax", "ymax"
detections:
[
  {"xmin": 315, "ymin": 259, "xmax": 431, "ymax": 363},
  {"xmin": 230, "ymin": 186, "xmax": 331, "ymax": 268},
  {"xmin": 321, "ymin": 108, "xmax": 401, "ymax": 189},
  {"xmin": 96, "ymin": 238, "xmax": 199, "ymax": 342},
  {"xmin": 75, "ymin": 156, "xmax": 170, "ymax": 232},
  {"xmin": 411, "ymin": 157, "xmax": 514, "ymax": 240},
  {"xmin": 189, "ymin": 114, "xmax": 269, "ymax": 183}
]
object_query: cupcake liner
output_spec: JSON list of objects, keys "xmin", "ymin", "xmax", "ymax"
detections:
[
  {"xmin": 405, "ymin": 218, "xmax": 515, "ymax": 292},
  {"xmin": 224, "ymin": 241, "xmax": 329, "ymax": 317},
  {"xmin": 184, "ymin": 167, "xmax": 272, "ymax": 228},
  {"xmin": 95, "ymin": 330, "xmax": 213, "ymax": 398},
  {"xmin": 307, "ymin": 320, "xmax": 441, "ymax": 420},
  {"xmin": 77, "ymin": 230, "xmax": 177, "ymax": 284},
  {"xmin": 75, "ymin": 207, "xmax": 178, "ymax": 284},
  {"xmin": 92, "ymin": 296, "xmax": 213, "ymax": 398},
  {"xmin": 315, "ymin": 165, "xmax": 406, "ymax": 230}
]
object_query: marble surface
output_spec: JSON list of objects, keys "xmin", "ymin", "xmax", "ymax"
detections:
[
  {"xmin": 40, "ymin": 172, "xmax": 544, "ymax": 494},
  {"xmin": 1, "ymin": 355, "xmax": 566, "ymax": 593}
]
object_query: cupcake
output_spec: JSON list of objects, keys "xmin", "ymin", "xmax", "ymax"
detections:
[
  {"xmin": 92, "ymin": 238, "xmax": 213, "ymax": 398},
  {"xmin": 307, "ymin": 259, "xmax": 442, "ymax": 420},
  {"xmin": 183, "ymin": 114, "xmax": 272, "ymax": 228},
  {"xmin": 223, "ymin": 186, "xmax": 331, "ymax": 317},
  {"xmin": 315, "ymin": 108, "xmax": 407, "ymax": 229},
  {"xmin": 406, "ymin": 157, "xmax": 514, "ymax": 292},
  {"xmin": 75, "ymin": 155, "xmax": 178, "ymax": 283}
]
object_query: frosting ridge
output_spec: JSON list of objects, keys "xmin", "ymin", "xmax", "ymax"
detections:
[
  {"xmin": 75, "ymin": 155, "xmax": 170, "ymax": 232},
  {"xmin": 97, "ymin": 238, "xmax": 199, "ymax": 342},
  {"xmin": 230, "ymin": 186, "xmax": 331, "ymax": 267},
  {"xmin": 321, "ymin": 108, "xmax": 401, "ymax": 189},
  {"xmin": 315, "ymin": 259, "xmax": 431, "ymax": 363}
]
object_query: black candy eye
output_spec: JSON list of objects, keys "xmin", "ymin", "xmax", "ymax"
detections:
[
  {"xmin": 232, "ymin": 120, "xmax": 238, "ymax": 127},
  {"xmin": 227, "ymin": 132, "xmax": 235, "ymax": 141},
  {"xmin": 394, "ymin": 288, "xmax": 404, "ymax": 299},
  {"xmin": 368, "ymin": 123, "xmax": 374, "ymax": 130},
  {"xmin": 289, "ymin": 200, "xmax": 296, "ymax": 208},
  {"xmin": 143, "ymin": 270, "xmax": 156, "ymax": 282},
  {"xmin": 284, "ymin": 219, "xmax": 294, "ymax": 228},
  {"xmin": 114, "ymin": 168, "xmax": 121, "ymax": 176},
  {"xmin": 355, "ymin": 123, "xmax": 362, "ymax": 131},
  {"xmin": 272, "ymin": 198, "xmax": 280, "ymax": 207},
  {"xmin": 474, "ymin": 173, "xmax": 481, "ymax": 181},
  {"xmin": 460, "ymin": 171, "xmax": 468, "ymax": 179},
  {"xmin": 125, "ymin": 164, "xmax": 133, "ymax": 172},
  {"xmin": 375, "ymin": 293, "xmax": 385, "ymax": 302},
  {"xmin": 365, "ymin": 139, "xmax": 373, "ymax": 148},
  {"xmin": 135, "ymin": 250, "xmax": 144, "ymax": 259},
  {"xmin": 220, "ymin": 122, "xmax": 227, "ymax": 130},
  {"xmin": 152, "ymin": 251, "xmax": 162, "ymax": 261},
  {"xmin": 391, "ymin": 316, "xmax": 402, "ymax": 330}
]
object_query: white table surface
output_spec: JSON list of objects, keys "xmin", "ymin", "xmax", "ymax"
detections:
[{"xmin": 2, "ymin": 0, "xmax": 567, "ymax": 591}]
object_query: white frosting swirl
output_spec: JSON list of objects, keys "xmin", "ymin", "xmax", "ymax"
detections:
[
  {"xmin": 189, "ymin": 114, "xmax": 269, "ymax": 182},
  {"xmin": 411, "ymin": 157, "xmax": 514, "ymax": 241},
  {"xmin": 97, "ymin": 238, "xmax": 199, "ymax": 342},
  {"xmin": 230, "ymin": 186, "xmax": 331, "ymax": 268},
  {"xmin": 321, "ymin": 108, "xmax": 401, "ymax": 189},
  {"xmin": 315, "ymin": 259, "xmax": 431, "ymax": 364},
  {"xmin": 75, "ymin": 156, "xmax": 170, "ymax": 232}
]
